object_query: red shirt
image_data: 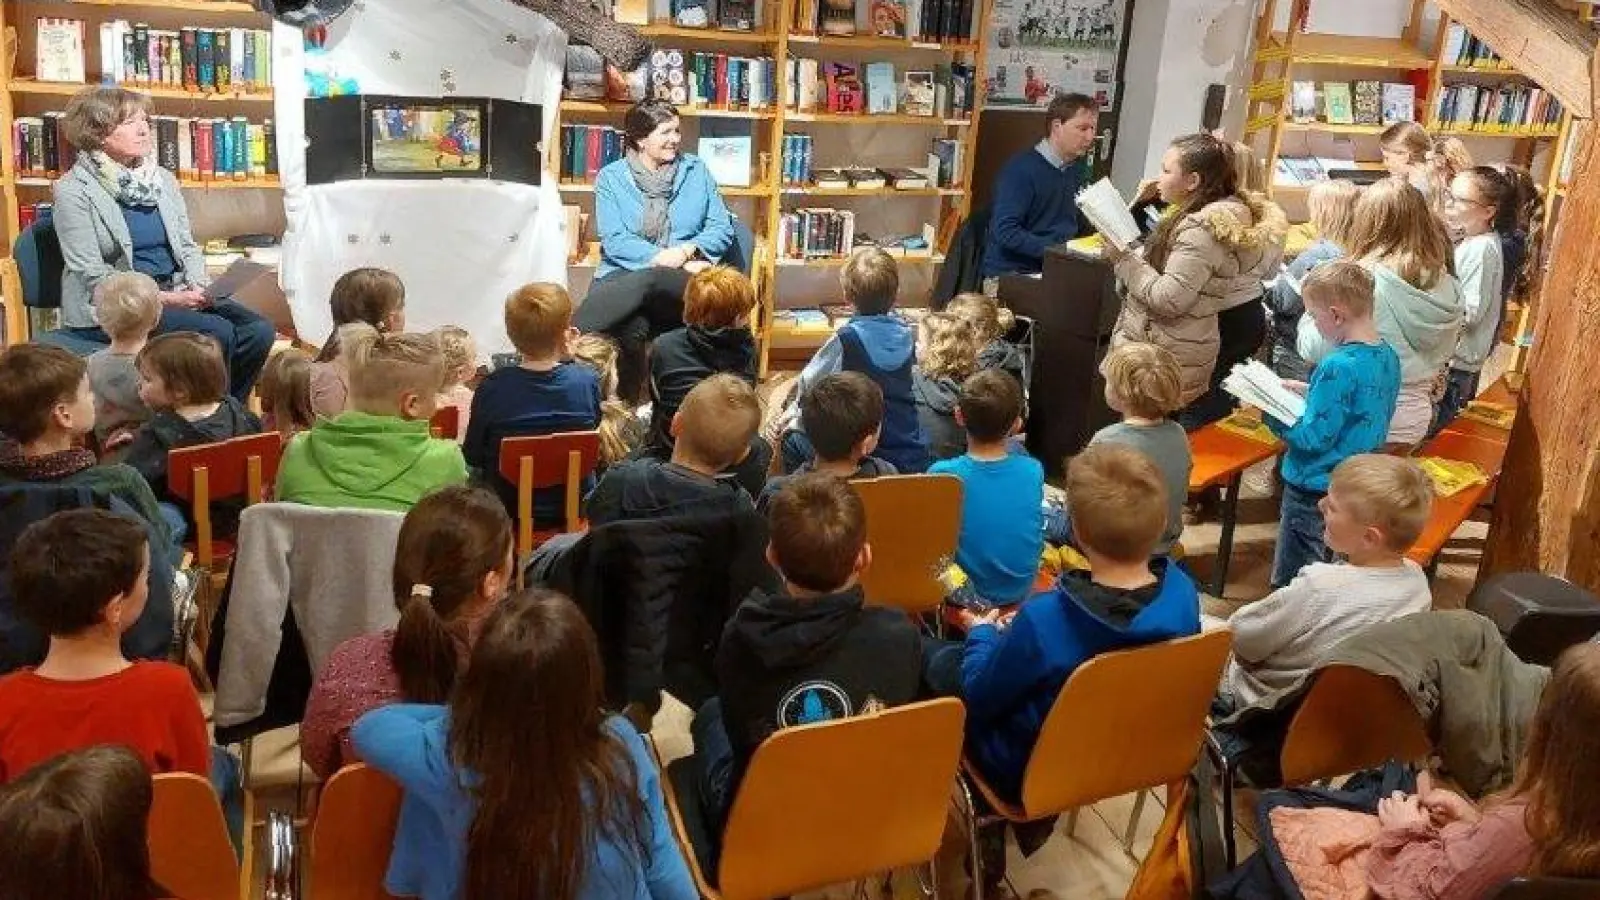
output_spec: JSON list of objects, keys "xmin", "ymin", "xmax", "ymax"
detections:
[{"xmin": 0, "ymin": 661, "xmax": 210, "ymax": 782}]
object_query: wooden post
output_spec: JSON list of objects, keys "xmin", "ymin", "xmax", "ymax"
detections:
[{"xmin": 1481, "ymin": 48, "xmax": 1600, "ymax": 587}]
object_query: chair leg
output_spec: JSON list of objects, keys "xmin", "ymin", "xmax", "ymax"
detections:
[
  {"xmin": 958, "ymin": 775, "xmax": 985, "ymax": 900},
  {"xmin": 1123, "ymin": 789, "xmax": 1148, "ymax": 855},
  {"xmin": 917, "ymin": 859, "xmax": 938, "ymax": 898},
  {"xmin": 239, "ymin": 738, "xmax": 257, "ymax": 897},
  {"xmin": 1206, "ymin": 738, "xmax": 1240, "ymax": 870}
]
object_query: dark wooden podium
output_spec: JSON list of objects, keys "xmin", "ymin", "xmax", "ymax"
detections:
[{"xmin": 1000, "ymin": 245, "xmax": 1122, "ymax": 479}]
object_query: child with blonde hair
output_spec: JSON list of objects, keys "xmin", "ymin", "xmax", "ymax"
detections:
[
  {"xmin": 1380, "ymin": 122, "xmax": 1473, "ymax": 220},
  {"xmin": 1267, "ymin": 179, "xmax": 1361, "ymax": 381},
  {"xmin": 913, "ymin": 311, "xmax": 981, "ymax": 461},
  {"xmin": 1221, "ymin": 454, "xmax": 1431, "ymax": 709},
  {"xmin": 1273, "ymin": 262, "xmax": 1401, "ymax": 586},
  {"xmin": 945, "ymin": 292, "xmax": 1025, "ymax": 387},
  {"xmin": 257, "ymin": 347, "xmax": 316, "ymax": 437},
  {"xmin": 86, "ymin": 272, "xmax": 162, "ymax": 450},
  {"xmin": 467, "ymin": 284, "xmax": 601, "ymax": 521},
  {"xmin": 432, "ymin": 325, "xmax": 477, "ymax": 443},
  {"xmin": 573, "ymin": 332, "xmax": 645, "ymax": 468},
  {"xmin": 311, "ymin": 267, "xmax": 408, "ymax": 418},
  {"xmin": 1297, "ymin": 178, "xmax": 1460, "ymax": 448},
  {"xmin": 277, "ymin": 324, "xmax": 467, "ymax": 512}
]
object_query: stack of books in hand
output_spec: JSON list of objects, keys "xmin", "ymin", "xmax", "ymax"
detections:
[{"xmin": 1221, "ymin": 359, "xmax": 1305, "ymax": 427}]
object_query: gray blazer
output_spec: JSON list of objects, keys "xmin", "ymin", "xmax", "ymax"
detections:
[{"xmin": 52, "ymin": 158, "xmax": 209, "ymax": 329}]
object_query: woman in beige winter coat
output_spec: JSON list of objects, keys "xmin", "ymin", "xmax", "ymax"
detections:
[{"xmin": 1107, "ymin": 134, "xmax": 1288, "ymax": 429}]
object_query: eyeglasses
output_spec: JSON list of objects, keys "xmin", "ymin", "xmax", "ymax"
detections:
[{"xmin": 1447, "ymin": 193, "xmax": 1487, "ymax": 208}]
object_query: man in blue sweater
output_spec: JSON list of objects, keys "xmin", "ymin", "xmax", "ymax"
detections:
[{"xmin": 980, "ymin": 92, "xmax": 1100, "ymax": 291}]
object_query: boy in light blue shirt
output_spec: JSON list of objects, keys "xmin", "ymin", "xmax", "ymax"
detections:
[
  {"xmin": 1267, "ymin": 260, "xmax": 1401, "ymax": 587},
  {"xmin": 928, "ymin": 369, "xmax": 1044, "ymax": 604}
]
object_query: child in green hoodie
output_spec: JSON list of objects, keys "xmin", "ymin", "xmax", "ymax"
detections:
[{"xmin": 276, "ymin": 323, "xmax": 467, "ymax": 512}]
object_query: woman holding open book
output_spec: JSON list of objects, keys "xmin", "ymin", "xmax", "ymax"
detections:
[
  {"xmin": 577, "ymin": 99, "xmax": 735, "ymax": 403},
  {"xmin": 1103, "ymin": 132, "xmax": 1288, "ymax": 430},
  {"xmin": 50, "ymin": 86, "xmax": 275, "ymax": 402}
]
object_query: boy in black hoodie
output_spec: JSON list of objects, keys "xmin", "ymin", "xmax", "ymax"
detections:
[
  {"xmin": 693, "ymin": 472, "xmax": 923, "ymax": 833},
  {"xmin": 646, "ymin": 267, "xmax": 765, "ymax": 495}
]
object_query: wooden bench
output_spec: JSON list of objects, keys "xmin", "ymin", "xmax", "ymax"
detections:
[
  {"xmin": 1188, "ymin": 423, "xmax": 1284, "ymax": 597},
  {"xmin": 1408, "ymin": 427, "xmax": 1513, "ymax": 574}
]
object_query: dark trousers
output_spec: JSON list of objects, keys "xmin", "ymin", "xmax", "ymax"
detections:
[
  {"xmin": 65, "ymin": 298, "xmax": 275, "ymax": 402},
  {"xmin": 1431, "ymin": 367, "xmax": 1480, "ymax": 436},
  {"xmin": 691, "ymin": 697, "xmax": 737, "ymax": 833},
  {"xmin": 576, "ymin": 267, "xmax": 693, "ymax": 403},
  {"xmin": 1179, "ymin": 299, "xmax": 1269, "ymax": 432},
  {"xmin": 1271, "ymin": 482, "xmax": 1329, "ymax": 588}
]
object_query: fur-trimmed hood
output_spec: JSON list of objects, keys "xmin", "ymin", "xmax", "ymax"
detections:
[{"xmin": 1189, "ymin": 191, "xmax": 1290, "ymax": 252}]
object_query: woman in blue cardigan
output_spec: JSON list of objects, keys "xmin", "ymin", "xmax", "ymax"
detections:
[
  {"xmin": 51, "ymin": 87, "xmax": 274, "ymax": 401},
  {"xmin": 577, "ymin": 99, "xmax": 735, "ymax": 402}
]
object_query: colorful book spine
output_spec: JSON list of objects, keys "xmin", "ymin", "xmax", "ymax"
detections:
[
  {"xmin": 197, "ymin": 29, "xmax": 215, "ymax": 91},
  {"xmin": 214, "ymin": 29, "xmax": 231, "ymax": 91}
]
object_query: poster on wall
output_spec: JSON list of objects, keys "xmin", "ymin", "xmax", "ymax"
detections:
[{"xmin": 982, "ymin": 0, "xmax": 1127, "ymax": 110}]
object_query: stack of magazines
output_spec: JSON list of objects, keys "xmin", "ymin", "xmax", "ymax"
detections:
[{"xmin": 1221, "ymin": 359, "xmax": 1305, "ymax": 427}]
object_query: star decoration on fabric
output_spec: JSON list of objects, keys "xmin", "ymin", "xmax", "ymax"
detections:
[
  {"xmin": 389, "ymin": 50, "xmax": 402, "ymax": 61},
  {"xmin": 508, "ymin": 234, "xmax": 520, "ymax": 243},
  {"xmin": 505, "ymin": 33, "xmax": 520, "ymax": 44},
  {"xmin": 379, "ymin": 234, "xmax": 393, "ymax": 245},
  {"xmin": 443, "ymin": 81, "xmax": 458, "ymax": 93},
  {"xmin": 346, "ymin": 234, "xmax": 360, "ymax": 244},
  {"xmin": 440, "ymin": 68, "xmax": 455, "ymax": 82}
]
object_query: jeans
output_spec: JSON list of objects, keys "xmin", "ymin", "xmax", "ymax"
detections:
[
  {"xmin": 157, "ymin": 501, "xmax": 189, "ymax": 547},
  {"xmin": 1432, "ymin": 367, "xmax": 1480, "ymax": 436},
  {"xmin": 1271, "ymin": 482, "xmax": 1329, "ymax": 588},
  {"xmin": 921, "ymin": 637, "xmax": 965, "ymax": 697},
  {"xmin": 691, "ymin": 698, "xmax": 736, "ymax": 834},
  {"xmin": 576, "ymin": 267, "xmax": 694, "ymax": 403},
  {"xmin": 779, "ymin": 429, "xmax": 814, "ymax": 475},
  {"xmin": 1042, "ymin": 499, "xmax": 1074, "ymax": 546},
  {"xmin": 64, "ymin": 298, "xmax": 275, "ymax": 402},
  {"xmin": 209, "ymin": 745, "xmax": 244, "ymax": 854},
  {"xmin": 1178, "ymin": 299, "xmax": 1269, "ymax": 431}
]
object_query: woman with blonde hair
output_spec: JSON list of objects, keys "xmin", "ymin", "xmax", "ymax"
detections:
[
  {"xmin": 1381, "ymin": 121, "xmax": 1473, "ymax": 219},
  {"xmin": 912, "ymin": 312, "xmax": 982, "ymax": 461},
  {"xmin": 1267, "ymin": 179, "xmax": 1362, "ymax": 380},
  {"xmin": 1297, "ymin": 177, "xmax": 1461, "ymax": 447}
]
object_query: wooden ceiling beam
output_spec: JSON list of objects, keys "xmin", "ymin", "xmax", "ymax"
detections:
[{"xmin": 1434, "ymin": 0, "xmax": 1595, "ymax": 117}]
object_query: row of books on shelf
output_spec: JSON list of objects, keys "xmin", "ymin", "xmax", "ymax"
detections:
[
  {"xmin": 1434, "ymin": 84, "xmax": 1563, "ymax": 133},
  {"xmin": 19, "ymin": 204, "xmax": 53, "ymax": 229},
  {"xmin": 558, "ymin": 124, "xmax": 755, "ymax": 187},
  {"xmin": 1439, "ymin": 22, "xmax": 1511, "ymax": 69},
  {"xmin": 786, "ymin": 59, "xmax": 973, "ymax": 117},
  {"xmin": 1289, "ymin": 80, "xmax": 1415, "ymax": 127},
  {"xmin": 12, "ymin": 114, "xmax": 278, "ymax": 182},
  {"xmin": 779, "ymin": 208, "xmax": 858, "ymax": 259},
  {"xmin": 34, "ymin": 18, "xmax": 273, "ymax": 92},
  {"xmin": 661, "ymin": 0, "xmax": 760, "ymax": 29},
  {"xmin": 1273, "ymin": 156, "xmax": 1368, "ymax": 187},
  {"xmin": 781, "ymin": 133, "xmax": 962, "ymax": 188},
  {"xmin": 568, "ymin": 48, "xmax": 780, "ymax": 110},
  {"xmin": 791, "ymin": 0, "xmax": 975, "ymax": 43},
  {"xmin": 775, "ymin": 302, "xmax": 933, "ymax": 332}
]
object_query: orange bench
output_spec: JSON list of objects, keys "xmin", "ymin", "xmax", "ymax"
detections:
[
  {"xmin": 1189, "ymin": 423, "xmax": 1284, "ymax": 596},
  {"xmin": 1408, "ymin": 427, "xmax": 1512, "ymax": 574}
]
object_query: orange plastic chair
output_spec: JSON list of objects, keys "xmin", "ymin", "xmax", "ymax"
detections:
[
  {"xmin": 168, "ymin": 431, "xmax": 283, "ymax": 571},
  {"xmin": 496, "ymin": 431, "xmax": 602, "ymax": 560},
  {"xmin": 656, "ymin": 698, "xmax": 966, "ymax": 900},
  {"xmin": 309, "ymin": 764, "xmax": 404, "ymax": 900},
  {"xmin": 850, "ymin": 474, "xmax": 963, "ymax": 617},
  {"xmin": 149, "ymin": 772, "xmax": 241, "ymax": 900},
  {"xmin": 428, "ymin": 405, "xmax": 461, "ymax": 440},
  {"xmin": 959, "ymin": 629, "xmax": 1233, "ymax": 898}
]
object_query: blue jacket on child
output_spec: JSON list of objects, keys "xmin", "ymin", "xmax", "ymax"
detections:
[
  {"xmin": 837, "ymin": 316, "xmax": 930, "ymax": 473},
  {"xmin": 961, "ymin": 558, "xmax": 1201, "ymax": 802}
]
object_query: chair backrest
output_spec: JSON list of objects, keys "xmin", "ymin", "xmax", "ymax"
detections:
[
  {"xmin": 1279, "ymin": 664, "xmax": 1432, "ymax": 786},
  {"xmin": 12, "ymin": 212, "xmax": 64, "ymax": 310},
  {"xmin": 497, "ymin": 431, "xmax": 602, "ymax": 551},
  {"xmin": 726, "ymin": 214, "xmax": 755, "ymax": 276},
  {"xmin": 429, "ymin": 405, "xmax": 461, "ymax": 440},
  {"xmin": 1020, "ymin": 629, "xmax": 1232, "ymax": 817},
  {"xmin": 310, "ymin": 764, "xmax": 403, "ymax": 900},
  {"xmin": 718, "ymin": 698, "xmax": 966, "ymax": 900},
  {"xmin": 850, "ymin": 474, "xmax": 963, "ymax": 615},
  {"xmin": 169, "ymin": 432, "xmax": 285, "ymax": 503},
  {"xmin": 150, "ymin": 772, "xmax": 241, "ymax": 900}
]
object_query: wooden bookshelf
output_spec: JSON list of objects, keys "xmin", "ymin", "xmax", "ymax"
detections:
[{"xmin": 555, "ymin": 0, "xmax": 993, "ymax": 375}]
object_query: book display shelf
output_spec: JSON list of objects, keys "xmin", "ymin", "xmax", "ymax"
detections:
[
  {"xmin": 0, "ymin": 0, "xmax": 282, "ymax": 260},
  {"xmin": 1244, "ymin": 0, "xmax": 1576, "ymax": 224},
  {"xmin": 553, "ymin": 0, "xmax": 994, "ymax": 375}
]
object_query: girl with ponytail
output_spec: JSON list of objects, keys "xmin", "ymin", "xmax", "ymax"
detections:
[
  {"xmin": 352, "ymin": 588, "xmax": 697, "ymax": 900},
  {"xmin": 300, "ymin": 484, "xmax": 513, "ymax": 778},
  {"xmin": 1380, "ymin": 121, "xmax": 1473, "ymax": 221}
]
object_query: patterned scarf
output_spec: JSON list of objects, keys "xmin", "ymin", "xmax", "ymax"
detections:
[
  {"xmin": 84, "ymin": 150, "xmax": 165, "ymax": 207},
  {"xmin": 0, "ymin": 438, "xmax": 97, "ymax": 481},
  {"xmin": 626, "ymin": 150, "xmax": 678, "ymax": 246}
]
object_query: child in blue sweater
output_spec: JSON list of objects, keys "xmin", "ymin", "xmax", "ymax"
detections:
[
  {"xmin": 778, "ymin": 248, "xmax": 930, "ymax": 474},
  {"xmin": 954, "ymin": 444, "xmax": 1199, "ymax": 888},
  {"xmin": 928, "ymin": 369, "xmax": 1043, "ymax": 605},
  {"xmin": 1267, "ymin": 260, "xmax": 1401, "ymax": 587},
  {"xmin": 351, "ymin": 588, "xmax": 695, "ymax": 900}
]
